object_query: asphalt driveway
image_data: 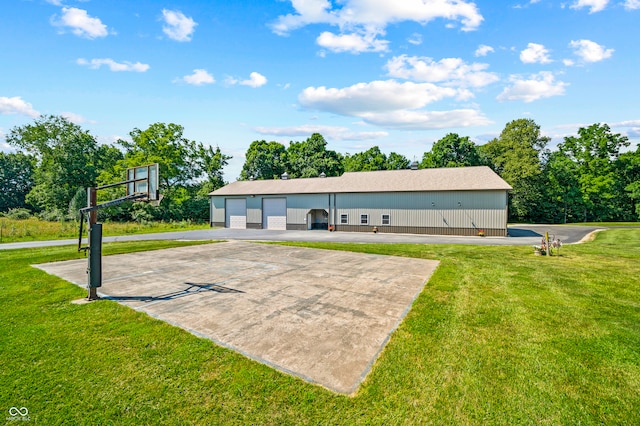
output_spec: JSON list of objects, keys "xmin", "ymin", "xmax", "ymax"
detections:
[{"xmin": 0, "ymin": 224, "xmax": 611, "ymax": 250}]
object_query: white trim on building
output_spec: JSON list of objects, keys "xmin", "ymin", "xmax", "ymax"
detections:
[{"xmin": 210, "ymin": 167, "xmax": 512, "ymax": 236}]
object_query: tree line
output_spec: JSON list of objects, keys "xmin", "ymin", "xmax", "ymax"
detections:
[
  {"xmin": 0, "ymin": 115, "xmax": 230, "ymax": 222},
  {"xmin": 239, "ymin": 119, "xmax": 640, "ymax": 223},
  {"xmin": 1, "ymin": 115, "xmax": 639, "ymax": 223}
]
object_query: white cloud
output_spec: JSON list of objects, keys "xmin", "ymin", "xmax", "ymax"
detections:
[
  {"xmin": 520, "ymin": 43, "xmax": 552, "ymax": 64},
  {"xmin": 161, "ymin": 9, "xmax": 197, "ymax": 42},
  {"xmin": 359, "ymin": 109, "xmax": 492, "ymax": 129},
  {"xmin": 254, "ymin": 125, "xmax": 388, "ymax": 141},
  {"xmin": 408, "ymin": 33, "xmax": 423, "ymax": 45},
  {"xmin": 613, "ymin": 119, "xmax": 640, "ymax": 127},
  {"xmin": 570, "ymin": 0, "xmax": 609, "ymax": 13},
  {"xmin": 178, "ymin": 69, "xmax": 215, "ymax": 85},
  {"xmin": 475, "ymin": 44, "xmax": 494, "ymax": 57},
  {"xmin": 513, "ymin": 0, "xmax": 542, "ymax": 8},
  {"xmin": 76, "ymin": 58, "xmax": 150, "ymax": 72},
  {"xmin": 226, "ymin": 72, "xmax": 268, "ymax": 88},
  {"xmin": 241, "ymin": 72, "xmax": 268, "ymax": 88},
  {"xmin": 61, "ymin": 112, "xmax": 90, "ymax": 124},
  {"xmin": 317, "ymin": 30, "xmax": 389, "ymax": 53},
  {"xmin": 385, "ymin": 55, "xmax": 499, "ymax": 88},
  {"xmin": 298, "ymin": 80, "xmax": 489, "ymax": 129},
  {"xmin": 569, "ymin": 39, "xmax": 614, "ymax": 62},
  {"xmin": 271, "ymin": 0, "xmax": 483, "ymax": 54},
  {"xmin": 624, "ymin": 0, "xmax": 640, "ymax": 10},
  {"xmin": 0, "ymin": 96, "xmax": 40, "ymax": 118},
  {"xmin": 497, "ymin": 72, "xmax": 568, "ymax": 103},
  {"xmin": 299, "ymin": 80, "xmax": 459, "ymax": 115},
  {"xmin": 51, "ymin": 7, "xmax": 109, "ymax": 39}
]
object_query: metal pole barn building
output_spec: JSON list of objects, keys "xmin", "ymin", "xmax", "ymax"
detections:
[{"xmin": 209, "ymin": 166, "xmax": 512, "ymax": 236}]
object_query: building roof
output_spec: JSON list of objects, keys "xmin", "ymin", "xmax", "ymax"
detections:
[{"xmin": 210, "ymin": 166, "xmax": 512, "ymax": 196}]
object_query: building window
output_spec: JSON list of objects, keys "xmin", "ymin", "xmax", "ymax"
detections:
[
  {"xmin": 360, "ymin": 214, "xmax": 369, "ymax": 225},
  {"xmin": 382, "ymin": 214, "xmax": 390, "ymax": 225},
  {"xmin": 340, "ymin": 214, "xmax": 348, "ymax": 224}
]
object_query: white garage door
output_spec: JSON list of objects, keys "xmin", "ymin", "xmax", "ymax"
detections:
[
  {"xmin": 262, "ymin": 198, "xmax": 287, "ymax": 230},
  {"xmin": 225, "ymin": 198, "xmax": 246, "ymax": 229}
]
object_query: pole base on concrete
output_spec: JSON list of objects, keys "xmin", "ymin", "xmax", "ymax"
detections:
[{"xmin": 87, "ymin": 287, "xmax": 100, "ymax": 301}]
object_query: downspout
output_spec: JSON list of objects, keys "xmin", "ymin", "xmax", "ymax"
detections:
[
  {"xmin": 333, "ymin": 193, "xmax": 337, "ymax": 229},
  {"xmin": 328, "ymin": 193, "xmax": 332, "ymax": 230}
]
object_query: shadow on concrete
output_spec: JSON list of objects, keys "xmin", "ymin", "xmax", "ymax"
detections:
[
  {"xmin": 507, "ymin": 228, "xmax": 543, "ymax": 238},
  {"xmin": 107, "ymin": 282, "xmax": 244, "ymax": 303}
]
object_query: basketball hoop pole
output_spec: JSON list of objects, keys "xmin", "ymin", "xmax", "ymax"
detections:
[
  {"xmin": 86, "ymin": 187, "xmax": 100, "ymax": 300},
  {"xmin": 79, "ymin": 164, "xmax": 160, "ymax": 301}
]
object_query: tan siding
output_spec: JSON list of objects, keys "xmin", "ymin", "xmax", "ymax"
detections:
[{"xmin": 335, "ymin": 191, "xmax": 507, "ymax": 230}]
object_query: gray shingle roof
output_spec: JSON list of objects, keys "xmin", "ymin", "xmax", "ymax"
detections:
[{"xmin": 210, "ymin": 166, "xmax": 512, "ymax": 196}]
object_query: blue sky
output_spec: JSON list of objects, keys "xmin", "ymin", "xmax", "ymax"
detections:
[{"xmin": 1, "ymin": 0, "xmax": 639, "ymax": 181}]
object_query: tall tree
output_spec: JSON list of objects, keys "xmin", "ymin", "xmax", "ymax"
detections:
[
  {"xmin": 198, "ymin": 145, "xmax": 231, "ymax": 191},
  {"xmin": 481, "ymin": 118, "xmax": 549, "ymax": 222},
  {"xmin": 119, "ymin": 123, "xmax": 230, "ymax": 195},
  {"xmin": 0, "ymin": 152, "xmax": 34, "ymax": 212},
  {"xmin": 343, "ymin": 146, "xmax": 388, "ymax": 172},
  {"xmin": 286, "ymin": 133, "xmax": 343, "ymax": 178},
  {"xmin": 421, "ymin": 133, "xmax": 483, "ymax": 168},
  {"xmin": 542, "ymin": 151, "xmax": 583, "ymax": 223},
  {"xmin": 239, "ymin": 140, "xmax": 287, "ymax": 180},
  {"xmin": 6, "ymin": 115, "xmax": 103, "ymax": 213},
  {"xmin": 619, "ymin": 147, "xmax": 640, "ymax": 219},
  {"xmin": 386, "ymin": 152, "xmax": 410, "ymax": 170},
  {"xmin": 559, "ymin": 123, "xmax": 630, "ymax": 221},
  {"xmin": 116, "ymin": 122, "xmax": 230, "ymax": 221}
]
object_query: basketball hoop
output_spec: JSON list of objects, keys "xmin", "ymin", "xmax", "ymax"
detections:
[
  {"xmin": 126, "ymin": 163, "xmax": 160, "ymax": 202},
  {"xmin": 78, "ymin": 163, "xmax": 162, "ymax": 300}
]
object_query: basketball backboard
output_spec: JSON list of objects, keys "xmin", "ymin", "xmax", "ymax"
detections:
[{"xmin": 126, "ymin": 163, "xmax": 159, "ymax": 202}]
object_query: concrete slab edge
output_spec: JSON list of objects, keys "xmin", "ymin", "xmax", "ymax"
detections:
[{"xmin": 347, "ymin": 264, "xmax": 440, "ymax": 396}]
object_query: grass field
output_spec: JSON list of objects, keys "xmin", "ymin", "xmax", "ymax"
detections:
[
  {"xmin": 0, "ymin": 218, "xmax": 210, "ymax": 243},
  {"xmin": 1, "ymin": 231, "xmax": 639, "ymax": 424}
]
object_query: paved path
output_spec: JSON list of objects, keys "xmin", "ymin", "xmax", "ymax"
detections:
[{"xmin": 0, "ymin": 224, "xmax": 613, "ymax": 250}]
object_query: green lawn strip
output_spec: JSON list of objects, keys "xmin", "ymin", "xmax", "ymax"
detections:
[
  {"xmin": 1, "ymin": 233, "xmax": 639, "ymax": 424},
  {"xmin": 0, "ymin": 218, "xmax": 211, "ymax": 244},
  {"xmin": 508, "ymin": 222, "xmax": 640, "ymax": 228}
]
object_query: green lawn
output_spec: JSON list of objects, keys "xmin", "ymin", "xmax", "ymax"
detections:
[
  {"xmin": 1, "ymin": 232, "xmax": 639, "ymax": 424},
  {"xmin": 0, "ymin": 218, "xmax": 211, "ymax": 243}
]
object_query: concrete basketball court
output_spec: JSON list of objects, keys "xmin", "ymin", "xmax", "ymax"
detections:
[{"xmin": 35, "ymin": 241, "xmax": 439, "ymax": 394}]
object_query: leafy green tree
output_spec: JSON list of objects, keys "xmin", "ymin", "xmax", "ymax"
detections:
[
  {"xmin": 197, "ymin": 145, "xmax": 231, "ymax": 190},
  {"xmin": 481, "ymin": 119, "xmax": 549, "ymax": 222},
  {"xmin": 618, "ymin": 147, "xmax": 640, "ymax": 219},
  {"xmin": 343, "ymin": 147, "xmax": 410, "ymax": 171},
  {"xmin": 119, "ymin": 123, "xmax": 198, "ymax": 196},
  {"xmin": 6, "ymin": 115, "xmax": 104, "ymax": 213},
  {"xmin": 286, "ymin": 133, "xmax": 343, "ymax": 178},
  {"xmin": 0, "ymin": 152, "xmax": 34, "ymax": 212},
  {"xmin": 239, "ymin": 140, "xmax": 287, "ymax": 180},
  {"xmin": 542, "ymin": 151, "xmax": 583, "ymax": 223},
  {"xmin": 559, "ymin": 123, "xmax": 629, "ymax": 221},
  {"xmin": 386, "ymin": 152, "xmax": 410, "ymax": 170},
  {"xmin": 343, "ymin": 146, "xmax": 388, "ymax": 172},
  {"xmin": 116, "ymin": 122, "xmax": 230, "ymax": 221},
  {"xmin": 421, "ymin": 133, "xmax": 483, "ymax": 168}
]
